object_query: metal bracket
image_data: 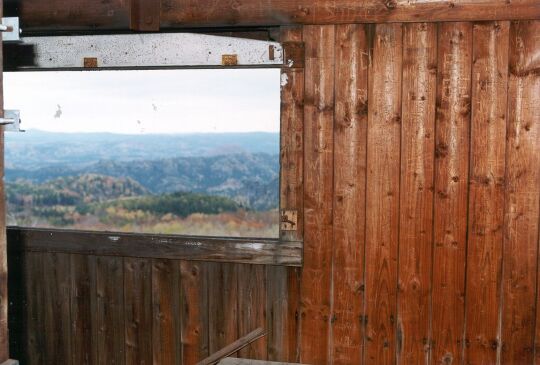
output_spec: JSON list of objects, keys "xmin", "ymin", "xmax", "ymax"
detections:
[
  {"xmin": 280, "ymin": 210, "xmax": 298, "ymax": 231},
  {"xmin": 0, "ymin": 110, "xmax": 23, "ymax": 132},
  {"xmin": 1, "ymin": 17, "xmax": 21, "ymax": 42}
]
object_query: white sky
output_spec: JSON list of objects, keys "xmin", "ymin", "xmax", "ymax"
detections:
[{"xmin": 4, "ymin": 69, "xmax": 280, "ymax": 134}]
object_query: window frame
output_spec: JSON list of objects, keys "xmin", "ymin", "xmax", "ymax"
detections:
[{"xmin": 5, "ymin": 29, "xmax": 305, "ymax": 266}]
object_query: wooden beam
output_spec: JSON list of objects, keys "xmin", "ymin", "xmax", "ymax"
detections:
[
  {"xmin": 130, "ymin": 0, "xmax": 160, "ymax": 31},
  {"xmin": 8, "ymin": 0, "xmax": 540, "ymax": 32},
  {"xmin": 7, "ymin": 228, "xmax": 302, "ymax": 266}
]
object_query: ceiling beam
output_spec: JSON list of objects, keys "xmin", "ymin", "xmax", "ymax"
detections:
[{"xmin": 5, "ymin": 0, "xmax": 540, "ymax": 33}]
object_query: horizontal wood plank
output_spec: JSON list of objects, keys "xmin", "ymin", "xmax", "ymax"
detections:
[
  {"xmin": 9, "ymin": 0, "xmax": 540, "ymax": 32},
  {"xmin": 8, "ymin": 228, "xmax": 302, "ymax": 266}
]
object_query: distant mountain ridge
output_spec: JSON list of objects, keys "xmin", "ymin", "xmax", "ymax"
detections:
[
  {"xmin": 6, "ymin": 130, "xmax": 279, "ymax": 169},
  {"xmin": 7, "ymin": 153, "xmax": 279, "ymax": 211},
  {"xmin": 6, "ymin": 131, "xmax": 280, "ymax": 211}
]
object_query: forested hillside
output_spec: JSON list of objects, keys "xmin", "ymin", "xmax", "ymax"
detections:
[{"xmin": 5, "ymin": 131, "xmax": 280, "ymax": 237}]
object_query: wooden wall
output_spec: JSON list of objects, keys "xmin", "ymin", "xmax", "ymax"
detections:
[
  {"xmin": 8, "ymin": 250, "xmax": 298, "ymax": 365},
  {"xmin": 7, "ymin": 19, "xmax": 540, "ymax": 365}
]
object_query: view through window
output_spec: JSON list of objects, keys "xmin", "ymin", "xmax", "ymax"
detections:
[{"xmin": 4, "ymin": 69, "xmax": 281, "ymax": 238}]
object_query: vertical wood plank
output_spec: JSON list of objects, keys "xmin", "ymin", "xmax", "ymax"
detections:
[
  {"xmin": 152, "ymin": 259, "xmax": 181, "ymax": 365},
  {"xmin": 42, "ymin": 252, "xmax": 72, "ymax": 364},
  {"xmin": 71, "ymin": 254, "xmax": 98, "ymax": 365},
  {"xmin": 364, "ymin": 22, "xmax": 403, "ymax": 365},
  {"xmin": 24, "ymin": 252, "xmax": 45, "ymax": 365},
  {"xmin": 397, "ymin": 22, "xmax": 437, "ymax": 365},
  {"xmin": 299, "ymin": 24, "xmax": 335, "ymax": 365},
  {"xmin": 431, "ymin": 22, "xmax": 472, "ymax": 365},
  {"xmin": 96, "ymin": 256, "xmax": 125, "ymax": 365},
  {"xmin": 238, "ymin": 264, "xmax": 267, "ymax": 360},
  {"xmin": 464, "ymin": 21, "xmax": 509, "ymax": 365},
  {"xmin": 180, "ymin": 260, "xmax": 209, "ymax": 364},
  {"xmin": 503, "ymin": 20, "xmax": 540, "ymax": 365},
  {"xmin": 331, "ymin": 23, "xmax": 369, "ymax": 365},
  {"xmin": 280, "ymin": 25, "xmax": 305, "ymax": 243},
  {"xmin": 208, "ymin": 262, "xmax": 238, "ymax": 355},
  {"xmin": 266, "ymin": 266, "xmax": 301, "ymax": 363},
  {"xmin": 0, "ymin": 0, "xmax": 6, "ymax": 354},
  {"xmin": 6, "ymin": 231, "xmax": 25, "ymax": 363},
  {"xmin": 124, "ymin": 257, "xmax": 153, "ymax": 365},
  {"xmin": 268, "ymin": 24, "xmax": 304, "ymax": 363}
]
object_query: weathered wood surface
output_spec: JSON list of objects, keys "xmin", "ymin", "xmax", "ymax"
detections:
[
  {"xmin": 6, "ymin": 20, "xmax": 540, "ymax": 365},
  {"xmin": 238, "ymin": 265, "xmax": 267, "ymax": 360},
  {"xmin": 364, "ymin": 23, "xmax": 402, "ymax": 365},
  {"xmin": 330, "ymin": 23, "xmax": 369, "ymax": 365},
  {"xmin": 299, "ymin": 24, "xmax": 335, "ymax": 365},
  {"xmin": 219, "ymin": 358, "xmax": 302, "ymax": 365},
  {"xmin": 180, "ymin": 260, "xmax": 210, "ymax": 364},
  {"xmin": 152, "ymin": 259, "xmax": 181, "ymax": 365},
  {"xmin": 124, "ymin": 258, "xmax": 153, "ymax": 364},
  {"xmin": 464, "ymin": 21, "xmax": 509, "ymax": 365},
  {"xmin": 42, "ymin": 253, "xmax": 71, "ymax": 364},
  {"xmin": 95, "ymin": 256, "xmax": 125, "ymax": 365},
  {"xmin": 71, "ymin": 255, "xmax": 98, "ymax": 365},
  {"xmin": 502, "ymin": 20, "xmax": 540, "ymax": 365},
  {"xmin": 7, "ymin": 0, "xmax": 540, "ymax": 32},
  {"xmin": 8, "ymin": 227, "xmax": 302, "ymax": 266},
  {"xmin": 266, "ymin": 25, "xmax": 303, "ymax": 364},
  {"xmin": 0, "ymin": 0, "xmax": 7, "ymax": 357},
  {"xmin": 198, "ymin": 328, "xmax": 267, "ymax": 365},
  {"xmin": 209, "ymin": 263, "xmax": 239, "ymax": 357},
  {"xmin": 431, "ymin": 22, "xmax": 472, "ymax": 365},
  {"xmin": 397, "ymin": 22, "xmax": 437, "ymax": 365},
  {"xmin": 130, "ymin": 0, "xmax": 160, "ymax": 31}
]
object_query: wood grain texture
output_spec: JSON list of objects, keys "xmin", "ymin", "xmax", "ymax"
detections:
[
  {"xmin": 5, "ymin": 231, "xmax": 24, "ymax": 364},
  {"xmin": 8, "ymin": 0, "xmax": 540, "ymax": 32},
  {"xmin": 208, "ymin": 263, "xmax": 239, "ymax": 356},
  {"xmin": 152, "ymin": 259, "xmax": 181, "ymax": 365},
  {"xmin": 180, "ymin": 260, "xmax": 210, "ymax": 364},
  {"xmin": 11, "ymin": 0, "xmax": 130, "ymax": 31},
  {"xmin": 23, "ymin": 252, "xmax": 44, "ymax": 365},
  {"xmin": 502, "ymin": 20, "xmax": 540, "ymax": 365},
  {"xmin": 299, "ymin": 24, "xmax": 335, "ymax": 365},
  {"xmin": 431, "ymin": 22, "xmax": 472, "ymax": 365},
  {"xmin": 10, "ymin": 228, "xmax": 301, "ymax": 266},
  {"xmin": 130, "ymin": 0, "xmax": 160, "ymax": 31},
  {"xmin": 280, "ymin": 25, "xmax": 304, "ymax": 244},
  {"xmin": 6, "ymin": 20, "xmax": 540, "ymax": 365},
  {"xmin": 96, "ymin": 256, "xmax": 125, "ymax": 365},
  {"xmin": 71, "ymin": 254, "xmax": 98, "ymax": 365},
  {"xmin": 124, "ymin": 258, "xmax": 153, "ymax": 365},
  {"xmin": 0, "ymin": 0, "xmax": 6, "ymax": 355},
  {"xmin": 397, "ymin": 22, "xmax": 437, "ymax": 365},
  {"xmin": 330, "ymin": 22, "xmax": 369, "ymax": 365},
  {"xmin": 267, "ymin": 25, "xmax": 303, "ymax": 365},
  {"xmin": 238, "ymin": 265, "xmax": 267, "ymax": 360},
  {"xmin": 42, "ymin": 253, "xmax": 71, "ymax": 364},
  {"xmin": 364, "ymin": 23, "xmax": 402, "ymax": 365},
  {"xmin": 159, "ymin": 0, "xmax": 540, "ymax": 28},
  {"xmin": 198, "ymin": 328, "xmax": 267, "ymax": 365},
  {"xmin": 464, "ymin": 21, "xmax": 509, "ymax": 365}
]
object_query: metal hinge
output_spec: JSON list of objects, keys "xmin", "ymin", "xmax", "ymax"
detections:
[
  {"xmin": 0, "ymin": 110, "xmax": 24, "ymax": 132},
  {"xmin": 1, "ymin": 17, "xmax": 21, "ymax": 42}
]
